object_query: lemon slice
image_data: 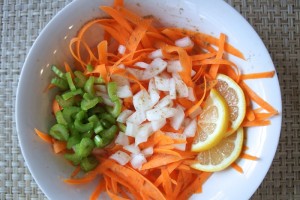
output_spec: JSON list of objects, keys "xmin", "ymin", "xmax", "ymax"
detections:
[
  {"xmin": 191, "ymin": 89, "xmax": 229, "ymax": 152},
  {"xmin": 215, "ymin": 74, "xmax": 246, "ymax": 137},
  {"xmin": 191, "ymin": 127, "xmax": 244, "ymax": 172}
]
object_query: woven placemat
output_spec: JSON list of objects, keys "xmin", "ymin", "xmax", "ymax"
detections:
[{"xmin": 1, "ymin": 0, "xmax": 299, "ymax": 199}]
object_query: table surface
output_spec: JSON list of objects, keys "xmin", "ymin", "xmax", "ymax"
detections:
[{"xmin": 1, "ymin": 0, "xmax": 299, "ymax": 199}]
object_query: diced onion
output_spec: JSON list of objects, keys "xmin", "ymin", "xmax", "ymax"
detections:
[
  {"xmin": 134, "ymin": 61, "xmax": 149, "ymax": 69},
  {"xmin": 149, "ymin": 49, "xmax": 163, "ymax": 59},
  {"xmin": 175, "ymin": 36, "xmax": 194, "ymax": 48},
  {"xmin": 151, "ymin": 118, "xmax": 166, "ymax": 131},
  {"xmin": 123, "ymin": 144, "xmax": 141, "ymax": 154},
  {"xmin": 142, "ymin": 146, "xmax": 154, "ymax": 157},
  {"xmin": 169, "ymin": 78, "xmax": 176, "ymax": 99},
  {"xmin": 118, "ymin": 45, "xmax": 126, "ymax": 54},
  {"xmin": 183, "ymin": 119, "xmax": 197, "ymax": 137},
  {"xmin": 155, "ymin": 95, "xmax": 172, "ymax": 108},
  {"xmin": 133, "ymin": 90, "xmax": 153, "ymax": 111},
  {"xmin": 126, "ymin": 110, "xmax": 146, "ymax": 125},
  {"xmin": 148, "ymin": 78, "xmax": 160, "ymax": 105},
  {"xmin": 117, "ymin": 85, "xmax": 133, "ymax": 98},
  {"xmin": 146, "ymin": 107, "xmax": 177, "ymax": 121},
  {"xmin": 125, "ymin": 122, "xmax": 138, "ymax": 137},
  {"xmin": 117, "ymin": 110, "xmax": 134, "ymax": 123},
  {"xmin": 110, "ymin": 150, "xmax": 131, "ymax": 165},
  {"xmin": 130, "ymin": 153, "xmax": 147, "ymax": 170},
  {"xmin": 115, "ymin": 132, "xmax": 130, "ymax": 146},
  {"xmin": 167, "ymin": 60, "xmax": 182, "ymax": 73},
  {"xmin": 173, "ymin": 75, "xmax": 188, "ymax": 97},
  {"xmin": 154, "ymin": 76, "xmax": 170, "ymax": 92},
  {"xmin": 170, "ymin": 106, "xmax": 185, "ymax": 130}
]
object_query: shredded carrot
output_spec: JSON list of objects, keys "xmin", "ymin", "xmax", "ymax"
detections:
[
  {"xmin": 231, "ymin": 162, "xmax": 244, "ymax": 174},
  {"xmin": 241, "ymin": 71, "xmax": 275, "ymax": 80},
  {"xmin": 52, "ymin": 99, "xmax": 61, "ymax": 114},
  {"xmin": 240, "ymin": 153, "xmax": 259, "ymax": 160},
  {"xmin": 34, "ymin": 128, "xmax": 53, "ymax": 144},
  {"xmin": 70, "ymin": 166, "xmax": 81, "ymax": 178},
  {"xmin": 209, "ymin": 33, "xmax": 226, "ymax": 79},
  {"xmin": 52, "ymin": 140, "xmax": 67, "ymax": 154}
]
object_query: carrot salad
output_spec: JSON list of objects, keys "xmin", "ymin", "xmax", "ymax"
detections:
[{"xmin": 35, "ymin": 0, "xmax": 278, "ymax": 199}]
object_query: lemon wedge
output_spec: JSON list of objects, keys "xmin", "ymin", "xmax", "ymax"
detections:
[
  {"xmin": 191, "ymin": 89, "xmax": 229, "ymax": 152},
  {"xmin": 191, "ymin": 127, "xmax": 244, "ymax": 172},
  {"xmin": 215, "ymin": 74, "xmax": 246, "ymax": 136}
]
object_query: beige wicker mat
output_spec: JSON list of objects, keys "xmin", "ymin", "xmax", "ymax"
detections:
[{"xmin": 1, "ymin": 0, "xmax": 298, "ymax": 199}]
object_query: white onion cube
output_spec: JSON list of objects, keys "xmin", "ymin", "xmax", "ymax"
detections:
[
  {"xmin": 154, "ymin": 76, "xmax": 170, "ymax": 92},
  {"xmin": 169, "ymin": 78, "xmax": 176, "ymax": 99},
  {"xmin": 126, "ymin": 110, "xmax": 146, "ymax": 125},
  {"xmin": 148, "ymin": 78, "xmax": 160, "ymax": 105},
  {"xmin": 118, "ymin": 45, "xmax": 126, "ymax": 54},
  {"xmin": 110, "ymin": 150, "xmax": 131, "ymax": 165},
  {"xmin": 123, "ymin": 144, "xmax": 141, "ymax": 154},
  {"xmin": 170, "ymin": 106, "xmax": 185, "ymax": 130},
  {"xmin": 175, "ymin": 36, "xmax": 194, "ymax": 48},
  {"xmin": 183, "ymin": 119, "xmax": 197, "ymax": 137},
  {"xmin": 174, "ymin": 75, "xmax": 188, "ymax": 97},
  {"xmin": 117, "ymin": 110, "xmax": 134, "ymax": 123},
  {"xmin": 133, "ymin": 89, "xmax": 153, "ymax": 111},
  {"xmin": 130, "ymin": 153, "xmax": 147, "ymax": 170},
  {"xmin": 146, "ymin": 107, "xmax": 177, "ymax": 121},
  {"xmin": 149, "ymin": 49, "xmax": 163, "ymax": 59},
  {"xmin": 115, "ymin": 132, "xmax": 130, "ymax": 146},
  {"xmin": 125, "ymin": 122, "xmax": 138, "ymax": 137},
  {"xmin": 134, "ymin": 61, "xmax": 149, "ymax": 69},
  {"xmin": 167, "ymin": 60, "xmax": 182, "ymax": 73},
  {"xmin": 142, "ymin": 146, "xmax": 154, "ymax": 157},
  {"xmin": 117, "ymin": 85, "xmax": 133, "ymax": 98},
  {"xmin": 151, "ymin": 118, "xmax": 167, "ymax": 131}
]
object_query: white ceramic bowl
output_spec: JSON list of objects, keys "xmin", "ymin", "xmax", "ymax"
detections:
[{"xmin": 16, "ymin": 0, "xmax": 282, "ymax": 199}]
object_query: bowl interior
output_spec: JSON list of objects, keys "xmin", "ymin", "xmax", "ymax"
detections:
[{"xmin": 16, "ymin": 0, "xmax": 282, "ymax": 199}]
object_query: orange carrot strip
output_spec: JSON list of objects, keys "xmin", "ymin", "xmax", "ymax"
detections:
[
  {"xmin": 163, "ymin": 45, "xmax": 193, "ymax": 87},
  {"xmin": 104, "ymin": 169, "xmax": 141, "ymax": 199},
  {"xmin": 100, "ymin": 6, "xmax": 133, "ymax": 33},
  {"xmin": 242, "ymin": 120, "xmax": 271, "ymax": 127},
  {"xmin": 239, "ymin": 81, "xmax": 278, "ymax": 114},
  {"xmin": 90, "ymin": 179, "xmax": 106, "ymax": 200},
  {"xmin": 154, "ymin": 148, "xmax": 182, "ymax": 157},
  {"xmin": 34, "ymin": 128, "xmax": 53, "ymax": 144},
  {"xmin": 97, "ymin": 40, "xmax": 108, "ymax": 65},
  {"xmin": 161, "ymin": 167, "xmax": 172, "ymax": 199},
  {"xmin": 209, "ymin": 33, "xmax": 226, "ymax": 78},
  {"xmin": 70, "ymin": 166, "xmax": 81, "ymax": 178},
  {"xmin": 113, "ymin": 0, "xmax": 123, "ymax": 7},
  {"xmin": 176, "ymin": 98, "xmax": 194, "ymax": 110},
  {"xmin": 52, "ymin": 99, "xmax": 61, "ymax": 114},
  {"xmin": 191, "ymin": 52, "xmax": 217, "ymax": 61},
  {"xmin": 186, "ymin": 76, "xmax": 206, "ymax": 116},
  {"xmin": 64, "ymin": 62, "xmax": 74, "ymax": 78},
  {"xmin": 52, "ymin": 140, "xmax": 67, "ymax": 154},
  {"xmin": 246, "ymin": 108, "xmax": 256, "ymax": 122},
  {"xmin": 146, "ymin": 31, "xmax": 174, "ymax": 45},
  {"xmin": 107, "ymin": 160, "xmax": 166, "ymax": 200},
  {"xmin": 231, "ymin": 162, "xmax": 244, "ymax": 174},
  {"xmin": 141, "ymin": 154, "xmax": 182, "ymax": 170},
  {"xmin": 100, "ymin": 24, "xmax": 127, "ymax": 45},
  {"xmin": 125, "ymin": 18, "xmax": 153, "ymax": 56},
  {"xmin": 254, "ymin": 112, "xmax": 278, "ymax": 120},
  {"xmin": 241, "ymin": 71, "xmax": 275, "ymax": 80},
  {"xmin": 240, "ymin": 153, "xmax": 259, "ymax": 160},
  {"xmin": 177, "ymin": 174, "xmax": 202, "ymax": 199}
]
